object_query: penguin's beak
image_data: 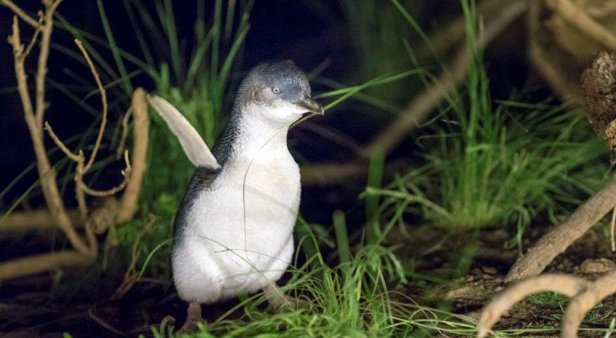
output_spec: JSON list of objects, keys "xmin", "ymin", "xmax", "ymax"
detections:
[{"xmin": 295, "ymin": 96, "xmax": 324, "ymax": 115}]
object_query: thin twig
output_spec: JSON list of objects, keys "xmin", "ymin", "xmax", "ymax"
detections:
[
  {"xmin": 74, "ymin": 39, "xmax": 107, "ymax": 172},
  {"xmin": 111, "ymin": 216, "xmax": 155, "ymax": 300},
  {"xmin": 88, "ymin": 309, "xmax": 127, "ymax": 336},
  {"xmin": 23, "ymin": 19, "xmax": 43, "ymax": 58},
  {"xmin": 35, "ymin": 0, "xmax": 62, "ymax": 127},
  {"xmin": 81, "ymin": 151, "xmax": 132, "ymax": 197},
  {"xmin": 44, "ymin": 121, "xmax": 81, "ymax": 161},
  {"xmin": 0, "ymin": 0, "xmax": 38, "ymax": 28},
  {"xmin": 117, "ymin": 107, "xmax": 133, "ymax": 159}
]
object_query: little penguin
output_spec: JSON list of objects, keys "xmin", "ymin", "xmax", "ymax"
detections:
[{"xmin": 147, "ymin": 60, "xmax": 324, "ymax": 330}]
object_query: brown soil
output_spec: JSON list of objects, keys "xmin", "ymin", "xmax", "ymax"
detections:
[{"xmin": 397, "ymin": 224, "xmax": 616, "ymax": 337}]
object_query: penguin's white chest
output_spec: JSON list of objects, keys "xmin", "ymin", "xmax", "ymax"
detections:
[{"xmin": 172, "ymin": 144, "xmax": 301, "ymax": 303}]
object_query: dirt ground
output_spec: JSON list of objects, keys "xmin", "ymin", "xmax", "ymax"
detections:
[
  {"xmin": 399, "ymin": 224, "xmax": 616, "ymax": 337},
  {"xmin": 2, "ymin": 223, "xmax": 616, "ymax": 337}
]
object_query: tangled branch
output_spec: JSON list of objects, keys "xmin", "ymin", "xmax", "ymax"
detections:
[
  {"xmin": 478, "ymin": 271, "xmax": 616, "ymax": 338},
  {"xmin": 0, "ymin": 0, "xmax": 149, "ymax": 280}
]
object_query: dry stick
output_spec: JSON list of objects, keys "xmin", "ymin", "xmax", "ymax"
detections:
[
  {"xmin": 0, "ymin": 0, "xmax": 38, "ymax": 28},
  {"xmin": 44, "ymin": 121, "xmax": 81, "ymax": 161},
  {"xmin": 81, "ymin": 151, "xmax": 131, "ymax": 197},
  {"xmin": 362, "ymin": 0, "xmax": 526, "ymax": 157},
  {"xmin": 116, "ymin": 88, "xmax": 149, "ymax": 224},
  {"xmin": 505, "ymin": 173, "xmax": 616, "ymax": 282},
  {"xmin": 546, "ymin": 0, "xmax": 616, "ymax": 51},
  {"xmin": 1, "ymin": 90, "xmax": 148, "ymax": 233},
  {"xmin": 0, "ymin": 250, "xmax": 93, "ymax": 280},
  {"xmin": 477, "ymin": 274, "xmax": 589, "ymax": 338},
  {"xmin": 35, "ymin": 0, "xmax": 62, "ymax": 128},
  {"xmin": 0, "ymin": 208, "xmax": 82, "ymax": 232},
  {"xmin": 561, "ymin": 270, "xmax": 616, "ymax": 338},
  {"xmin": 8, "ymin": 14, "xmax": 89, "ymax": 255},
  {"xmin": 75, "ymin": 39, "xmax": 107, "ymax": 172},
  {"xmin": 111, "ymin": 215, "xmax": 155, "ymax": 300}
]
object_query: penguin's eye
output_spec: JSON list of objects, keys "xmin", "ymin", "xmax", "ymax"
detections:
[{"xmin": 272, "ymin": 87, "xmax": 281, "ymax": 94}]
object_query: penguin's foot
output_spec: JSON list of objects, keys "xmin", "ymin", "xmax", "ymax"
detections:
[
  {"xmin": 263, "ymin": 284, "xmax": 305, "ymax": 310},
  {"xmin": 179, "ymin": 301, "xmax": 204, "ymax": 332}
]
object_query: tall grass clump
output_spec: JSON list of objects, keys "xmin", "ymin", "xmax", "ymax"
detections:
[{"xmin": 368, "ymin": 1, "xmax": 609, "ymax": 241}]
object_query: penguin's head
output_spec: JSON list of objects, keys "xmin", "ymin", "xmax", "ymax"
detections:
[{"xmin": 235, "ymin": 60, "xmax": 324, "ymax": 124}]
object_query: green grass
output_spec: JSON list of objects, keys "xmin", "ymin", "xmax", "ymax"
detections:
[
  {"xmin": 527, "ymin": 292, "xmax": 569, "ymax": 307},
  {"xmin": 365, "ymin": 0, "xmax": 609, "ymax": 254}
]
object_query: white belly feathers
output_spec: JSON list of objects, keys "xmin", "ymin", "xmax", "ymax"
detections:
[{"xmin": 172, "ymin": 149, "xmax": 301, "ymax": 303}]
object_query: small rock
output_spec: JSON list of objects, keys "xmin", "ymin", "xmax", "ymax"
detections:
[
  {"xmin": 580, "ymin": 258, "xmax": 616, "ymax": 274},
  {"xmin": 482, "ymin": 274, "xmax": 494, "ymax": 280},
  {"xmin": 481, "ymin": 266, "xmax": 498, "ymax": 275}
]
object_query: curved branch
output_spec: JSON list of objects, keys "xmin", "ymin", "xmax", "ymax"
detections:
[
  {"xmin": 74, "ymin": 39, "xmax": 107, "ymax": 172},
  {"xmin": 477, "ymin": 274, "xmax": 589, "ymax": 338},
  {"xmin": 562, "ymin": 270, "xmax": 616, "ymax": 338},
  {"xmin": 116, "ymin": 88, "xmax": 149, "ymax": 223}
]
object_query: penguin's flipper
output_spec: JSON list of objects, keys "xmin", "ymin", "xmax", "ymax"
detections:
[{"xmin": 147, "ymin": 94, "xmax": 220, "ymax": 169}]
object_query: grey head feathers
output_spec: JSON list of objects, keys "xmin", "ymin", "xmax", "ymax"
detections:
[
  {"xmin": 213, "ymin": 60, "xmax": 320, "ymax": 166},
  {"xmin": 234, "ymin": 60, "xmax": 311, "ymax": 110}
]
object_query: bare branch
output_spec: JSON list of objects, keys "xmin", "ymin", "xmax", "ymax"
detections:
[
  {"xmin": 1, "ymin": 0, "xmax": 38, "ymax": 28},
  {"xmin": 81, "ymin": 151, "xmax": 132, "ymax": 197},
  {"xmin": 35, "ymin": 0, "xmax": 62, "ymax": 127},
  {"xmin": 546, "ymin": 0, "xmax": 616, "ymax": 51},
  {"xmin": 75, "ymin": 153, "xmax": 88, "ymax": 221},
  {"xmin": 8, "ymin": 13, "xmax": 89, "ymax": 255},
  {"xmin": 506, "ymin": 173, "xmax": 616, "ymax": 282},
  {"xmin": 116, "ymin": 88, "xmax": 149, "ymax": 224},
  {"xmin": 0, "ymin": 208, "xmax": 81, "ymax": 232},
  {"xmin": 74, "ymin": 39, "xmax": 108, "ymax": 172},
  {"xmin": 44, "ymin": 121, "xmax": 81, "ymax": 161},
  {"xmin": 477, "ymin": 274, "xmax": 589, "ymax": 338},
  {"xmin": 0, "ymin": 250, "xmax": 94, "ymax": 281},
  {"xmin": 562, "ymin": 270, "xmax": 616, "ymax": 338}
]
